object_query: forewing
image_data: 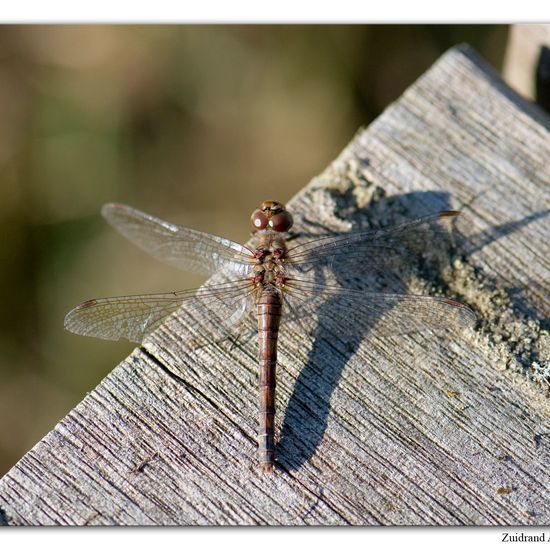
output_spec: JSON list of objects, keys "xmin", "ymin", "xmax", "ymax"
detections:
[
  {"xmin": 102, "ymin": 203, "xmax": 253, "ymax": 276},
  {"xmin": 64, "ymin": 280, "xmax": 253, "ymax": 343},
  {"xmin": 287, "ymin": 211, "xmax": 459, "ymax": 278}
]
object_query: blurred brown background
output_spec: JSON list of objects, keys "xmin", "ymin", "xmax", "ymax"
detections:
[{"xmin": 0, "ymin": 25, "xmax": 507, "ymax": 475}]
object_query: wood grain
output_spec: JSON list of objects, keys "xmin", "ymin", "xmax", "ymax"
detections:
[{"xmin": 0, "ymin": 44, "xmax": 548, "ymax": 525}]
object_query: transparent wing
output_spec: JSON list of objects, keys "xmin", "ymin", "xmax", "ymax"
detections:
[
  {"xmin": 64, "ymin": 279, "xmax": 254, "ymax": 343},
  {"xmin": 287, "ymin": 211, "xmax": 459, "ymax": 278},
  {"xmin": 280, "ymin": 281, "xmax": 476, "ymax": 338},
  {"xmin": 102, "ymin": 203, "xmax": 254, "ymax": 277}
]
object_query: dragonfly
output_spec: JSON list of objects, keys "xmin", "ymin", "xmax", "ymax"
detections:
[{"xmin": 65, "ymin": 200, "xmax": 476, "ymax": 473}]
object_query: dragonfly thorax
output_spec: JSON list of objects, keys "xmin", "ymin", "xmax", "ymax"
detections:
[{"xmin": 251, "ymin": 236, "xmax": 288, "ymax": 289}]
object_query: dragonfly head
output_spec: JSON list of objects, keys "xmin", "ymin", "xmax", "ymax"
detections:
[{"xmin": 251, "ymin": 201, "xmax": 293, "ymax": 233}]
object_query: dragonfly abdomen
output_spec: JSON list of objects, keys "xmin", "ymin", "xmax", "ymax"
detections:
[{"xmin": 257, "ymin": 287, "xmax": 282, "ymax": 473}]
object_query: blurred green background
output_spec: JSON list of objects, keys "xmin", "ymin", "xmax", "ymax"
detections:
[{"xmin": 0, "ymin": 25, "xmax": 507, "ymax": 475}]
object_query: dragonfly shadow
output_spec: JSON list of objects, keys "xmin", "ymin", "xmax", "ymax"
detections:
[
  {"xmin": 458, "ymin": 207, "xmax": 550, "ymax": 325},
  {"xmin": 276, "ymin": 189, "xmax": 550, "ymax": 472},
  {"xmin": 277, "ymin": 190, "xmax": 453, "ymax": 471},
  {"xmin": 277, "ymin": 298, "xmax": 374, "ymax": 472},
  {"xmin": 459, "ymin": 209, "xmax": 550, "ymax": 258}
]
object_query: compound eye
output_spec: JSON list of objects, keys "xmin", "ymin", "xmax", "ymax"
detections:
[
  {"xmin": 269, "ymin": 211, "xmax": 293, "ymax": 232},
  {"xmin": 251, "ymin": 209, "xmax": 268, "ymax": 230}
]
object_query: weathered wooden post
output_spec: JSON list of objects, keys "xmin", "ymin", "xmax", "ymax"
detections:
[{"xmin": 0, "ymin": 44, "xmax": 548, "ymax": 525}]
